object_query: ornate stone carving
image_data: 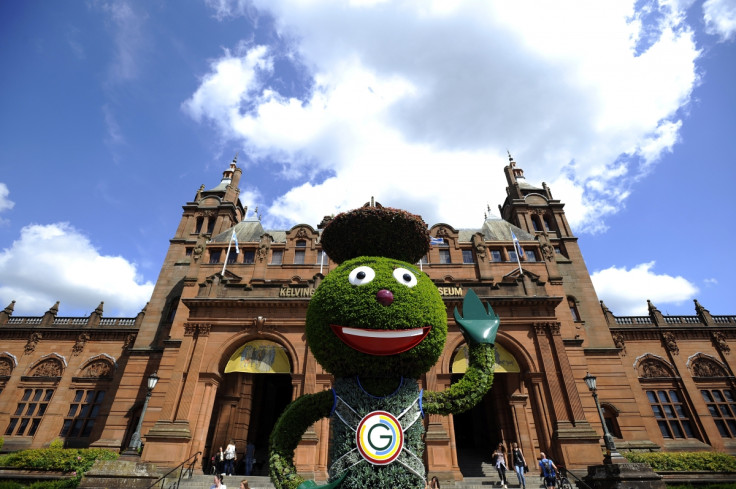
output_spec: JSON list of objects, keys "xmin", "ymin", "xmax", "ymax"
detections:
[
  {"xmin": 24, "ymin": 332, "xmax": 42, "ymax": 354},
  {"xmin": 0, "ymin": 357, "xmax": 12, "ymax": 376},
  {"xmin": 436, "ymin": 227, "xmax": 449, "ymax": 238},
  {"xmin": 254, "ymin": 316, "xmax": 268, "ymax": 334},
  {"xmin": 662, "ymin": 332, "xmax": 679, "ymax": 354},
  {"xmin": 533, "ymin": 321, "xmax": 560, "ymax": 336},
  {"xmin": 639, "ymin": 358, "xmax": 672, "ymax": 378},
  {"xmin": 713, "ymin": 332, "xmax": 730, "ymax": 354},
  {"xmin": 471, "ymin": 233, "xmax": 486, "ymax": 261},
  {"xmin": 541, "ymin": 242, "xmax": 554, "ymax": 262},
  {"xmin": 72, "ymin": 333, "xmax": 90, "ymax": 356},
  {"xmin": 612, "ymin": 333, "xmax": 625, "ymax": 352},
  {"xmin": 692, "ymin": 358, "xmax": 726, "ymax": 378},
  {"xmin": 82, "ymin": 360, "xmax": 113, "ymax": 378},
  {"xmin": 124, "ymin": 333, "xmax": 137, "ymax": 350},
  {"xmin": 193, "ymin": 243, "xmax": 205, "ymax": 261},
  {"xmin": 257, "ymin": 233, "xmax": 272, "ymax": 262},
  {"xmin": 32, "ymin": 358, "xmax": 62, "ymax": 377},
  {"xmin": 184, "ymin": 323, "xmax": 210, "ymax": 337},
  {"xmin": 295, "ymin": 227, "xmax": 309, "ymax": 239}
]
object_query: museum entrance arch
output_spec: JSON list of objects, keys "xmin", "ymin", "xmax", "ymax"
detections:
[
  {"xmin": 205, "ymin": 340, "xmax": 293, "ymax": 476},
  {"xmin": 450, "ymin": 343, "xmax": 522, "ymax": 476}
]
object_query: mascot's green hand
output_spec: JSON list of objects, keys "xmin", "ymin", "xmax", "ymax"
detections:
[
  {"xmin": 296, "ymin": 472, "xmax": 348, "ymax": 489},
  {"xmin": 453, "ymin": 289, "xmax": 499, "ymax": 345}
]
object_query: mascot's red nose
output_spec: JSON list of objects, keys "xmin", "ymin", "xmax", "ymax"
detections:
[{"xmin": 376, "ymin": 289, "xmax": 394, "ymax": 306}]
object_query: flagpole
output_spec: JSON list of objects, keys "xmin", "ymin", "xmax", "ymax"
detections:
[
  {"xmin": 222, "ymin": 235, "xmax": 233, "ymax": 276},
  {"xmin": 515, "ymin": 248, "xmax": 523, "ymax": 276}
]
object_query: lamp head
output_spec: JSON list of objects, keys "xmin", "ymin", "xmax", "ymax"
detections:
[
  {"xmin": 147, "ymin": 371, "xmax": 159, "ymax": 391},
  {"xmin": 583, "ymin": 372, "xmax": 597, "ymax": 392}
]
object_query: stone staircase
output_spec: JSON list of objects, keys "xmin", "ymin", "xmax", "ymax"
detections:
[{"xmin": 166, "ymin": 473, "xmax": 547, "ymax": 489}]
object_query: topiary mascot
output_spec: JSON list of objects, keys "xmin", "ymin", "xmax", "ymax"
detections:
[{"xmin": 269, "ymin": 205, "xmax": 500, "ymax": 489}]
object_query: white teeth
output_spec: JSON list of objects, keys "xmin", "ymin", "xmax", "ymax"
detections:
[{"xmin": 340, "ymin": 328, "xmax": 424, "ymax": 338}]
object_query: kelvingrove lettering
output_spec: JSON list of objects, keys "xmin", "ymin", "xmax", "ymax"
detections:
[{"xmin": 279, "ymin": 286, "xmax": 464, "ymax": 297}]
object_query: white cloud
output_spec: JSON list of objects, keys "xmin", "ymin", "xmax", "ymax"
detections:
[
  {"xmin": 0, "ymin": 183, "xmax": 14, "ymax": 213},
  {"xmin": 0, "ymin": 223, "xmax": 153, "ymax": 317},
  {"xmin": 187, "ymin": 1, "xmax": 700, "ymax": 232},
  {"xmin": 591, "ymin": 261, "xmax": 698, "ymax": 316},
  {"xmin": 704, "ymin": 0, "xmax": 736, "ymax": 42}
]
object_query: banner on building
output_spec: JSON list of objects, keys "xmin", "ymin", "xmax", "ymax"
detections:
[
  {"xmin": 451, "ymin": 343, "xmax": 519, "ymax": 374},
  {"xmin": 225, "ymin": 340, "xmax": 291, "ymax": 374}
]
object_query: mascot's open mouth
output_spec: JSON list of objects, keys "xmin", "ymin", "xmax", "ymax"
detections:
[{"xmin": 330, "ymin": 325, "xmax": 431, "ymax": 356}]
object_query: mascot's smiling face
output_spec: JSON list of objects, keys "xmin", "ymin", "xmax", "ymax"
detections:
[{"xmin": 306, "ymin": 255, "xmax": 447, "ymax": 379}]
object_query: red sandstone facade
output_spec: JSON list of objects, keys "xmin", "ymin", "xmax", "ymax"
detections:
[{"xmin": 1, "ymin": 156, "xmax": 735, "ymax": 480}]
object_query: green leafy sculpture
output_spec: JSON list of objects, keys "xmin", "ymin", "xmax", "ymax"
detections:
[{"xmin": 268, "ymin": 205, "xmax": 499, "ymax": 489}]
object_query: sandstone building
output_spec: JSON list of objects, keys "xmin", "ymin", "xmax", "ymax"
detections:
[{"xmin": 1, "ymin": 156, "xmax": 735, "ymax": 480}]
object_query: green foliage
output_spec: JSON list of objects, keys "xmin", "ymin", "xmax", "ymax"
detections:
[
  {"xmin": 320, "ymin": 206, "xmax": 430, "ymax": 264},
  {"xmin": 0, "ymin": 481, "xmax": 78, "ymax": 489},
  {"xmin": 623, "ymin": 451, "xmax": 736, "ymax": 472},
  {"xmin": 0, "ymin": 437, "xmax": 4, "ymax": 451},
  {"xmin": 0, "ymin": 447, "xmax": 118, "ymax": 489},
  {"xmin": 423, "ymin": 343, "xmax": 495, "ymax": 415},
  {"xmin": 306, "ymin": 256, "xmax": 447, "ymax": 379},
  {"xmin": 269, "ymin": 390, "xmax": 334, "ymax": 489},
  {"xmin": 47, "ymin": 439, "xmax": 64, "ymax": 450}
]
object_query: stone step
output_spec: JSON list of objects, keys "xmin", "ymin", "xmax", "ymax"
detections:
[{"xmin": 168, "ymin": 473, "xmax": 549, "ymax": 489}]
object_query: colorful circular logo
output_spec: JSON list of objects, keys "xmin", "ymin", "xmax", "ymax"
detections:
[{"xmin": 356, "ymin": 411, "xmax": 404, "ymax": 465}]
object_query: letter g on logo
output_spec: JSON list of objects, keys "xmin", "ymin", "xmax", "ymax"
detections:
[{"xmin": 356, "ymin": 411, "xmax": 404, "ymax": 465}]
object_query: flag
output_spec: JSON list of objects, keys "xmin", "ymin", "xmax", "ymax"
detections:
[
  {"xmin": 430, "ymin": 237, "xmax": 445, "ymax": 245},
  {"xmin": 511, "ymin": 231, "xmax": 524, "ymax": 258},
  {"xmin": 231, "ymin": 230, "xmax": 240, "ymax": 254}
]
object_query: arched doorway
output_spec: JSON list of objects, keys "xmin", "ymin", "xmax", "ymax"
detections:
[
  {"xmin": 450, "ymin": 343, "xmax": 521, "ymax": 476},
  {"xmin": 205, "ymin": 340, "xmax": 293, "ymax": 476}
]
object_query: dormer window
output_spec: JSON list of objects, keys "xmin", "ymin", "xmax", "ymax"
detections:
[{"xmin": 294, "ymin": 240, "xmax": 306, "ymax": 264}]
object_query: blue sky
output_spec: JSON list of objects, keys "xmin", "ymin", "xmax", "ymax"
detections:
[{"xmin": 0, "ymin": 0, "xmax": 734, "ymax": 318}]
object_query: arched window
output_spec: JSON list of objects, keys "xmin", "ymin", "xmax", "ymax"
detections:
[
  {"xmin": 637, "ymin": 355, "xmax": 700, "ymax": 440},
  {"xmin": 568, "ymin": 297, "xmax": 581, "ymax": 322},
  {"xmin": 601, "ymin": 403, "xmax": 622, "ymax": 438}
]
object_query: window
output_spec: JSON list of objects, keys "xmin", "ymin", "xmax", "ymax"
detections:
[
  {"xmin": 462, "ymin": 250, "xmax": 474, "ymax": 264},
  {"xmin": 5, "ymin": 388, "xmax": 54, "ymax": 436},
  {"xmin": 317, "ymin": 250, "xmax": 328, "ymax": 266},
  {"xmin": 490, "ymin": 250, "xmax": 502, "ymax": 262},
  {"xmin": 439, "ymin": 249, "xmax": 451, "ymax": 264},
  {"xmin": 418, "ymin": 255, "xmax": 428, "ymax": 265},
  {"xmin": 601, "ymin": 404, "xmax": 622, "ymax": 438},
  {"xmin": 543, "ymin": 215, "xmax": 552, "ymax": 231},
  {"xmin": 647, "ymin": 389, "xmax": 697, "ymax": 439},
  {"xmin": 243, "ymin": 250, "xmax": 255, "ymax": 264},
  {"xmin": 206, "ymin": 217, "xmax": 216, "ymax": 234},
  {"xmin": 525, "ymin": 250, "xmax": 537, "ymax": 262},
  {"xmin": 185, "ymin": 247, "xmax": 193, "ymax": 256},
  {"xmin": 532, "ymin": 218, "xmax": 541, "ymax": 231},
  {"xmin": 209, "ymin": 250, "xmax": 221, "ymax": 264},
  {"xmin": 271, "ymin": 250, "xmax": 283, "ymax": 265},
  {"xmin": 702, "ymin": 389, "xmax": 736, "ymax": 438},
  {"xmin": 60, "ymin": 389, "xmax": 105, "ymax": 438},
  {"xmin": 294, "ymin": 240, "xmax": 306, "ymax": 264},
  {"xmin": 194, "ymin": 217, "xmax": 203, "ymax": 234},
  {"xmin": 227, "ymin": 250, "xmax": 238, "ymax": 264},
  {"xmin": 568, "ymin": 297, "xmax": 581, "ymax": 322},
  {"xmin": 508, "ymin": 250, "xmax": 518, "ymax": 262}
]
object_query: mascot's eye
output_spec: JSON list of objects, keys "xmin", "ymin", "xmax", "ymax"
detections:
[
  {"xmin": 393, "ymin": 267, "xmax": 418, "ymax": 288},
  {"xmin": 348, "ymin": 266, "xmax": 376, "ymax": 285}
]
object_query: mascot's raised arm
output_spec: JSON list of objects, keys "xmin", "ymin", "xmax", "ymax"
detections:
[{"xmin": 268, "ymin": 204, "xmax": 500, "ymax": 489}]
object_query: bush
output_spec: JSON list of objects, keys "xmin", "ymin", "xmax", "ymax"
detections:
[
  {"xmin": 623, "ymin": 451, "xmax": 736, "ymax": 472},
  {"xmin": 0, "ymin": 447, "xmax": 118, "ymax": 488}
]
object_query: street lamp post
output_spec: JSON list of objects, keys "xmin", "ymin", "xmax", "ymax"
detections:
[
  {"xmin": 127, "ymin": 371, "xmax": 159, "ymax": 453},
  {"xmin": 583, "ymin": 372, "xmax": 625, "ymax": 464}
]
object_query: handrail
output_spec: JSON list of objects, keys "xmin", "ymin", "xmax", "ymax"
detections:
[
  {"xmin": 559, "ymin": 465, "xmax": 592, "ymax": 489},
  {"xmin": 148, "ymin": 451, "xmax": 202, "ymax": 489}
]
